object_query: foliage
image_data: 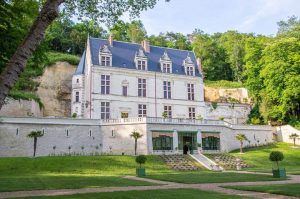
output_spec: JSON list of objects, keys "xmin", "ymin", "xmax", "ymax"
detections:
[
  {"xmin": 289, "ymin": 119, "xmax": 300, "ymax": 130},
  {"xmin": 46, "ymin": 52, "xmax": 80, "ymax": 66},
  {"xmin": 72, "ymin": 113, "xmax": 77, "ymax": 118},
  {"xmin": 211, "ymin": 102, "xmax": 218, "ymax": 110},
  {"xmin": 269, "ymin": 151, "xmax": 284, "ymax": 169},
  {"xmin": 247, "ymin": 104, "xmax": 265, "ymax": 125},
  {"xmin": 218, "ymin": 116, "xmax": 224, "ymax": 121},
  {"xmin": 204, "ymin": 80, "xmax": 243, "ymax": 88},
  {"xmin": 0, "ymin": 0, "xmax": 40, "ymax": 73},
  {"xmin": 289, "ymin": 133, "xmax": 299, "ymax": 147},
  {"xmin": 235, "ymin": 133, "xmax": 248, "ymax": 153},
  {"xmin": 130, "ymin": 131, "xmax": 143, "ymax": 155},
  {"xmin": 27, "ymin": 130, "xmax": 44, "ymax": 157},
  {"xmin": 136, "ymin": 155, "xmax": 147, "ymax": 168},
  {"xmin": 161, "ymin": 111, "xmax": 168, "ymax": 118}
]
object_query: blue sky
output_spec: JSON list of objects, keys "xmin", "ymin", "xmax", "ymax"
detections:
[{"xmin": 123, "ymin": 0, "xmax": 300, "ymax": 36}]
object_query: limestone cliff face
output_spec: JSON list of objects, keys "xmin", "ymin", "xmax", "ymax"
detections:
[
  {"xmin": 204, "ymin": 87, "xmax": 251, "ymax": 104},
  {"xmin": 36, "ymin": 62, "xmax": 76, "ymax": 117}
]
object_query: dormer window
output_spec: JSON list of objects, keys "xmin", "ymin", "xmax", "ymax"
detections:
[
  {"xmin": 160, "ymin": 51, "xmax": 172, "ymax": 73},
  {"xmin": 99, "ymin": 45, "xmax": 112, "ymax": 67},
  {"xmin": 183, "ymin": 54, "xmax": 195, "ymax": 76},
  {"xmin": 135, "ymin": 48, "xmax": 147, "ymax": 71},
  {"xmin": 137, "ymin": 60, "xmax": 146, "ymax": 70}
]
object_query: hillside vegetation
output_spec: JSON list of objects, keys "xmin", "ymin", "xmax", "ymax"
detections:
[{"xmin": 9, "ymin": 52, "xmax": 80, "ymax": 107}]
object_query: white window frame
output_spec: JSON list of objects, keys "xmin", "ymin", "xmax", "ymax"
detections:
[
  {"xmin": 101, "ymin": 75, "xmax": 110, "ymax": 95},
  {"xmin": 188, "ymin": 107, "xmax": 196, "ymax": 119},
  {"xmin": 138, "ymin": 104, "xmax": 147, "ymax": 117},
  {"xmin": 187, "ymin": 83, "xmax": 195, "ymax": 101},
  {"xmin": 163, "ymin": 81, "xmax": 171, "ymax": 99},
  {"xmin": 138, "ymin": 78, "xmax": 146, "ymax": 97},
  {"xmin": 75, "ymin": 91, "xmax": 80, "ymax": 102},
  {"xmin": 164, "ymin": 105, "xmax": 172, "ymax": 118},
  {"xmin": 100, "ymin": 102, "xmax": 110, "ymax": 119}
]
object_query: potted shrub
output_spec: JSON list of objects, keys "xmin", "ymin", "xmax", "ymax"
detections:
[
  {"xmin": 136, "ymin": 155, "xmax": 147, "ymax": 177},
  {"xmin": 269, "ymin": 151, "xmax": 286, "ymax": 178}
]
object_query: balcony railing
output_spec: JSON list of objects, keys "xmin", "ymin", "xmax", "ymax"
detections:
[{"xmin": 100, "ymin": 117, "xmax": 273, "ymax": 130}]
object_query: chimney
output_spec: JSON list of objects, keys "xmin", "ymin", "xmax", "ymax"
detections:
[
  {"xmin": 108, "ymin": 33, "xmax": 113, "ymax": 47},
  {"xmin": 141, "ymin": 39, "xmax": 150, "ymax": 53},
  {"xmin": 197, "ymin": 58, "xmax": 202, "ymax": 72}
]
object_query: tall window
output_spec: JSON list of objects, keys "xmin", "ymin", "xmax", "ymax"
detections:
[
  {"xmin": 138, "ymin": 104, "xmax": 147, "ymax": 117},
  {"xmin": 164, "ymin": 106, "xmax": 172, "ymax": 118},
  {"xmin": 122, "ymin": 86, "xmax": 128, "ymax": 96},
  {"xmin": 187, "ymin": 83, "xmax": 195, "ymax": 101},
  {"xmin": 101, "ymin": 102, "xmax": 110, "ymax": 119},
  {"xmin": 101, "ymin": 56, "xmax": 111, "ymax": 66},
  {"xmin": 75, "ymin": 91, "xmax": 79, "ymax": 102},
  {"xmin": 186, "ymin": 66, "xmax": 194, "ymax": 76},
  {"xmin": 101, "ymin": 75, "xmax": 110, "ymax": 94},
  {"xmin": 137, "ymin": 60, "xmax": 146, "ymax": 70},
  {"xmin": 163, "ymin": 81, "xmax": 171, "ymax": 99},
  {"xmin": 162, "ymin": 63, "xmax": 171, "ymax": 73},
  {"xmin": 138, "ymin": 78, "xmax": 146, "ymax": 97},
  {"xmin": 188, "ymin": 107, "xmax": 196, "ymax": 119}
]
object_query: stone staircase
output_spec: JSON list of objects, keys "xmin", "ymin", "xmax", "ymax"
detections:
[
  {"xmin": 160, "ymin": 154, "xmax": 201, "ymax": 171},
  {"xmin": 190, "ymin": 153, "xmax": 224, "ymax": 171}
]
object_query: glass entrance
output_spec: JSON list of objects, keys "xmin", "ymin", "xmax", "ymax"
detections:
[
  {"xmin": 178, "ymin": 132, "xmax": 197, "ymax": 152},
  {"xmin": 202, "ymin": 136, "xmax": 220, "ymax": 150}
]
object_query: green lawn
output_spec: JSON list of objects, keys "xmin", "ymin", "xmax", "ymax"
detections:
[
  {"xmin": 0, "ymin": 176, "xmax": 154, "ymax": 192},
  {"xmin": 230, "ymin": 142, "xmax": 300, "ymax": 174},
  {"xmin": 223, "ymin": 184, "xmax": 300, "ymax": 197},
  {"xmin": 13, "ymin": 189, "xmax": 251, "ymax": 199},
  {"xmin": 146, "ymin": 171, "xmax": 279, "ymax": 184},
  {"xmin": 0, "ymin": 155, "xmax": 169, "ymax": 192}
]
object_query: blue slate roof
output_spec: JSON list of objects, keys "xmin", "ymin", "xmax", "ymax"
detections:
[
  {"xmin": 75, "ymin": 50, "xmax": 86, "ymax": 75},
  {"xmin": 75, "ymin": 37, "xmax": 201, "ymax": 77}
]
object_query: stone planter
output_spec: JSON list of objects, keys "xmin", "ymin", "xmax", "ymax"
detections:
[
  {"xmin": 136, "ymin": 168, "xmax": 146, "ymax": 177},
  {"xmin": 272, "ymin": 168, "xmax": 286, "ymax": 178}
]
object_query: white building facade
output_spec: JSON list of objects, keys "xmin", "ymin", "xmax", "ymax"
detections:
[{"xmin": 72, "ymin": 36, "xmax": 205, "ymax": 120}]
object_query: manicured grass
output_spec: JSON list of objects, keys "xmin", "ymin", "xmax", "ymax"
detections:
[
  {"xmin": 223, "ymin": 184, "xmax": 300, "ymax": 197},
  {"xmin": 146, "ymin": 171, "xmax": 280, "ymax": 184},
  {"xmin": 230, "ymin": 142, "xmax": 300, "ymax": 174},
  {"xmin": 0, "ymin": 155, "xmax": 169, "ymax": 192},
  {"xmin": 204, "ymin": 80, "xmax": 244, "ymax": 88},
  {"xmin": 0, "ymin": 176, "xmax": 154, "ymax": 192},
  {"xmin": 13, "ymin": 189, "xmax": 251, "ymax": 199},
  {"xmin": 0, "ymin": 155, "xmax": 171, "ymax": 177}
]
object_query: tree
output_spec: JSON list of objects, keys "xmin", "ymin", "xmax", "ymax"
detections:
[
  {"xmin": 135, "ymin": 155, "xmax": 147, "ymax": 168},
  {"xmin": 130, "ymin": 130, "xmax": 143, "ymax": 155},
  {"xmin": 289, "ymin": 133, "xmax": 299, "ymax": 147},
  {"xmin": 235, "ymin": 133, "xmax": 247, "ymax": 153},
  {"xmin": 0, "ymin": 0, "xmax": 161, "ymax": 109},
  {"xmin": 27, "ymin": 130, "xmax": 44, "ymax": 157},
  {"xmin": 127, "ymin": 20, "xmax": 147, "ymax": 43},
  {"xmin": 269, "ymin": 151, "xmax": 284, "ymax": 169}
]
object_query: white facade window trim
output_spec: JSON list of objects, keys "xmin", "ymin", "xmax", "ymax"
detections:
[{"xmin": 99, "ymin": 45, "xmax": 112, "ymax": 67}]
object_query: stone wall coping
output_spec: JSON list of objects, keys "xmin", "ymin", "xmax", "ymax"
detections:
[{"xmin": 0, "ymin": 116, "xmax": 273, "ymax": 131}]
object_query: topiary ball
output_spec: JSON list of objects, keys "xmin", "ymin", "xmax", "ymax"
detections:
[
  {"xmin": 136, "ymin": 155, "xmax": 147, "ymax": 165},
  {"xmin": 269, "ymin": 151, "xmax": 284, "ymax": 162}
]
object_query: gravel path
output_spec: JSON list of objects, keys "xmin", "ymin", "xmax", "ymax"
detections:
[{"xmin": 0, "ymin": 173, "xmax": 299, "ymax": 199}]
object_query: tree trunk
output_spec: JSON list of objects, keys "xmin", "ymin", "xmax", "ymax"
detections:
[
  {"xmin": 135, "ymin": 139, "xmax": 137, "ymax": 155},
  {"xmin": 240, "ymin": 141, "xmax": 243, "ymax": 153},
  {"xmin": 33, "ymin": 137, "xmax": 37, "ymax": 157},
  {"xmin": 0, "ymin": 0, "xmax": 64, "ymax": 109}
]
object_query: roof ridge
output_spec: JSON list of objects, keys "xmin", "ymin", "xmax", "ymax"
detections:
[{"xmin": 88, "ymin": 37, "xmax": 194, "ymax": 53}]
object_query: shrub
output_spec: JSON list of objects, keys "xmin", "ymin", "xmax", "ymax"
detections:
[
  {"xmin": 269, "ymin": 151, "xmax": 284, "ymax": 169},
  {"xmin": 219, "ymin": 116, "xmax": 224, "ymax": 121},
  {"xmin": 136, "ymin": 155, "xmax": 147, "ymax": 168},
  {"xmin": 211, "ymin": 102, "xmax": 218, "ymax": 109},
  {"xmin": 72, "ymin": 113, "xmax": 77, "ymax": 118}
]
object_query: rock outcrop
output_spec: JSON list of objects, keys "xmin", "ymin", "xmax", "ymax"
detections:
[{"xmin": 36, "ymin": 62, "xmax": 76, "ymax": 117}]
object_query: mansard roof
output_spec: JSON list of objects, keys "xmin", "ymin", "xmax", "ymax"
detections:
[
  {"xmin": 75, "ymin": 37, "xmax": 201, "ymax": 77},
  {"xmin": 75, "ymin": 50, "xmax": 86, "ymax": 75}
]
